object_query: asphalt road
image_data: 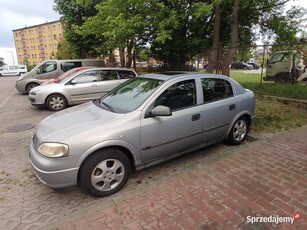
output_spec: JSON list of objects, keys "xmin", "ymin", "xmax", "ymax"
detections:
[{"xmin": 0, "ymin": 76, "xmax": 234, "ymax": 230}]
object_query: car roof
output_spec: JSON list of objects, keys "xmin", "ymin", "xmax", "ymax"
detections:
[
  {"xmin": 139, "ymin": 71, "xmax": 230, "ymax": 81},
  {"xmin": 83, "ymin": 67, "xmax": 137, "ymax": 71}
]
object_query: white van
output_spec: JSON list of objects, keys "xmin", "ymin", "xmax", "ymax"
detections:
[
  {"xmin": 15, "ymin": 59, "xmax": 105, "ymax": 93},
  {"xmin": 0, "ymin": 65, "xmax": 28, "ymax": 76}
]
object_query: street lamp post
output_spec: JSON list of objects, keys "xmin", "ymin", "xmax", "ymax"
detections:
[{"xmin": 5, "ymin": 50, "xmax": 15, "ymax": 65}]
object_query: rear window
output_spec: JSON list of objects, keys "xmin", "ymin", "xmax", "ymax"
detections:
[{"xmin": 201, "ymin": 78, "xmax": 233, "ymax": 103}]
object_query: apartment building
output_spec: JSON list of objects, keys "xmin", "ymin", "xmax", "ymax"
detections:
[{"xmin": 13, "ymin": 20, "xmax": 63, "ymax": 65}]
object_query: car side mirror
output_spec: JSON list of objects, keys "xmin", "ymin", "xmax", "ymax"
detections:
[
  {"xmin": 71, "ymin": 79, "xmax": 77, "ymax": 85},
  {"xmin": 150, "ymin": 105, "xmax": 172, "ymax": 117},
  {"xmin": 36, "ymin": 69, "xmax": 41, "ymax": 75}
]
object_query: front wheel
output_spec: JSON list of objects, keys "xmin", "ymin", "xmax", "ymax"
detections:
[
  {"xmin": 227, "ymin": 117, "xmax": 249, "ymax": 145},
  {"xmin": 46, "ymin": 94, "xmax": 67, "ymax": 111},
  {"xmin": 79, "ymin": 148, "xmax": 131, "ymax": 197},
  {"xmin": 25, "ymin": 83, "xmax": 39, "ymax": 93}
]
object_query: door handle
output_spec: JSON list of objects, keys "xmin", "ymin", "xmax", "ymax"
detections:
[
  {"xmin": 91, "ymin": 84, "xmax": 98, "ymax": 87},
  {"xmin": 229, "ymin": 104, "xmax": 236, "ymax": 110},
  {"xmin": 192, "ymin": 114, "xmax": 200, "ymax": 121}
]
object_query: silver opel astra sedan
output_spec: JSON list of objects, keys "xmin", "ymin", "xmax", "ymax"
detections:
[{"xmin": 29, "ymin": 72, "xmax": 255, "ymax": 197}]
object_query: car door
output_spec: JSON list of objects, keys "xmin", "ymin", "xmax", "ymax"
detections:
[
  {"xmin": 267, "ymin": 52, "xmax": 291, "ymax": 77},
  {"xmin": 140, "ymin": 79, "xmax": 203, "ymax": 163},
  {"xmin": 35, "ymin": 61, "xmax": 60, "ymax": 82},
  {"xmin": 67, "ymin": 70, "xmax": 101, "ymax": 103},
  {"xmin": 200, "ymin": 78, "xmax": 238, "ymax": 143}
]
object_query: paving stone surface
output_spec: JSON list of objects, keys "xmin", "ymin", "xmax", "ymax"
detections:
[{"xmin": 0, "ymin": 76, "xmax": 306, "ymax": 229}]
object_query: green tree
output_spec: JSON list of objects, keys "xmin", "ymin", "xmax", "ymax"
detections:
[
  {"xmin": 80, "ymin": 0, "xmax": 150, "ymax": 67},
  {"xmin": 54, "ymin": 0, "xmax": 306, "ymax": 71},
  {"xmin": 206, "ymin": 0, "xmax": 306, "ymax": 76},
  {"xmin": 148, "ymin": 1, "xmax": 213, "ymax": 70},
  {"xmin": 53, "ymin": 0, "xmax": 103, "ymax": 58},
  {"xmin": 55, "ymin": 38, "xmax": 77, "ymax": 59}
]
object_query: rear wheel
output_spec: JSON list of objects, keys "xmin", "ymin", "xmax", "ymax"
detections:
[
  {"xmin": 46, "ymin": 94, "xmax": 67, "ymax": 111},
  {"xmin": 79, "ymin": 148, "xmax": 131, "ymax": 197},
  {"xmin": 227, "ymin": 117, "xmax": 249, "ymax": 145}
]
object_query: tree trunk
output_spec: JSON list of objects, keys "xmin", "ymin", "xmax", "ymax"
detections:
[
  {"xmin": 206, "ymin": 4, "xmax": 220, "ymax": 73},
  {"xmin": 126, "ymin": 40, "xmax": 133, "ymax": 68},
  {"xmin": 221, "ymin": 0, "xmax": 240, "ymax": 76},
  {"xmin": 119, "ymin": 47, "xmax": 125, "ymax": 67}
]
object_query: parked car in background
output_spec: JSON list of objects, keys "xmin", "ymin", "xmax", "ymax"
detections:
[
  {"xmin": 248, "ymin": 62, "xmax": 261, "ymax": 69},
  {"xmin": 0, "ymin": 64, "xmax": 27, "ymax": 76},
  {"xmin": 230, "ymin": 62, "xmax": 253, "ymax": 70},
  {"xmin": 15, "ymin": 59, "xmax": 105, "ymax": 93},
  {"xmin": 42, "ymin": 67, "xmax": 93, "ymax": 85},
  {"xmin": 28, "ymin": 67, "xmax": 138, "ymax": 111},
  {"xmin": 29, "ymin": 72, "xmax": 255, "ymax": 197}
]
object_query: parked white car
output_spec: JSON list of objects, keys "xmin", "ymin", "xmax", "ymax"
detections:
[
  {"xmin": 0, "ymin": 65, "xmax": 27, "ymax": 76},
  {"xmin": 28, "ymin": 67, "xmax": 138, "ymax": 111}
]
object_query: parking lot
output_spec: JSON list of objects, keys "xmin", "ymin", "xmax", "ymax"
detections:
[{"xmin": 0, "ymin": 76, "xmax": 306, "ymax": 230}]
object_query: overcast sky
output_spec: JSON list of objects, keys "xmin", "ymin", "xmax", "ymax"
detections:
[
  {"xmin": 1, "ymin": 0, "xmax": 307, "ymax": 48},
  {"xmin": 0, "ymin": 0, "xmax": 60, "ymax": 48}
]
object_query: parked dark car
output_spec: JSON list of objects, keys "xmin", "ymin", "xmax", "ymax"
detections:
[
  {"xmin": 248, "ymin": 62, "xmax": 261, "ymax": 69},
  {"xmin": 230, "ymin": 62, "xmax": 253, "ymax": 70}
]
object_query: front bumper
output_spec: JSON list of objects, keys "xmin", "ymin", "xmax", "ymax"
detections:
[
  {"xmin": 28, "ymin": 137, "xmax": 79, "ymax": 189},
  {"xmin": 28, "ymin": 94, "xmax": 45, "ymax": 106},
  {"xmin": 15, "ymin": 80, "xmax": 26, "ymax": 93}
]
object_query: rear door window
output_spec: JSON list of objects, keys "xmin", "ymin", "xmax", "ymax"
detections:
[
  {"xmin": 118, "ymin": 70, "xmax": 136, "ymax": 79},
  {"xmin": 201, "ymin": 78, "xmax": 233, "ymax": 103}
]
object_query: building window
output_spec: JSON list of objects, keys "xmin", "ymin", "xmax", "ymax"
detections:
[{"xmin": 53, "ymin": 34, "xmax": 57, "ymax": 39}]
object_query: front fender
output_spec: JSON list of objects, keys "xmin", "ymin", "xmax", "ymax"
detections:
[{"xmin": 75, "ymin": 139, "xmax": 140, "ymax": 168}]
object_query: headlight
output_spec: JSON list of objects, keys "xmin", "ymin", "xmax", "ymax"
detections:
[{"xmin": 37, "ymin": 143, "xmax": 69, "ymax": 158}]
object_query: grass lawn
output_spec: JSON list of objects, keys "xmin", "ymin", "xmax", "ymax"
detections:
[
  {"xmin": 230, "ymin": 71, "xmax": 307, "ymax": 100},
  {"xmin": 251, "ymin": 95, "xmax": 307, "ymax": 133}
]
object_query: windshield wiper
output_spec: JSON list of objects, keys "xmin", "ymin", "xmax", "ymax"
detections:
[{"xmin": 98, "ymin": 99, "xmax": 114, "ymax": 111}]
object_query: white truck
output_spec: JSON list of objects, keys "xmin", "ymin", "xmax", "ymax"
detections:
[
  {"xmin": 0, "ymin": 65, "xmax": 28, "ymax": 77},
  {"xmin": 264, "ymin": 50, "xmax": 306, "ymax": 83}
]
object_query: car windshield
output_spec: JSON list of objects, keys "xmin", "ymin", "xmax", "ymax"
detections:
[
  {"xmin": 96, "ymin": 77, "xmax": 163, "ymax": 113},
  {"xmin": 55, "ymin": 72, "xmax": 67, "ymax": 80}
]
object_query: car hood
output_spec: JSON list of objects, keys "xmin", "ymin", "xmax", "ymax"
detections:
[
  {"xmin": 42, "ymin": 78, "xmax": 57, "ymax": 85},
  {"xmin": 35, "ymin": 102, "xmax": 126, "ymax": 142},
  {"xmin": 32, "ymin": 82, "xmax": 64, "ymax": 92}
]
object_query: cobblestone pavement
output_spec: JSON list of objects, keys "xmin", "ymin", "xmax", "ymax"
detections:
[{"xmin": 0, "ymin": 76, "xmax": 306, "ymax": 229}]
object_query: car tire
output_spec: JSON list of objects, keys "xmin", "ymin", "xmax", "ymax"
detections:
[
  {"xmin": 25, "ymin": 83, "xmax": 39, "ymax": 93},
  {"xmin": 79, "ymin": 148, "xmax": 131, "ymax": 197},
  {"xmin": 46, "ymin": 94, "xmax": 67, "ymax": 111},
  {"xmin": 227, "ymin": 116, "xmax": 249, "ymax": 145}
]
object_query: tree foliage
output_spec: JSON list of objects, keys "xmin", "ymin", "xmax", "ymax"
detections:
[
  {"xmin": 53, "ymin": 0, "xmax": 306, "ymax": 70},
  {"xmin": 53, "ymin": 0, "xmax": 103, "ymax": 58}
]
